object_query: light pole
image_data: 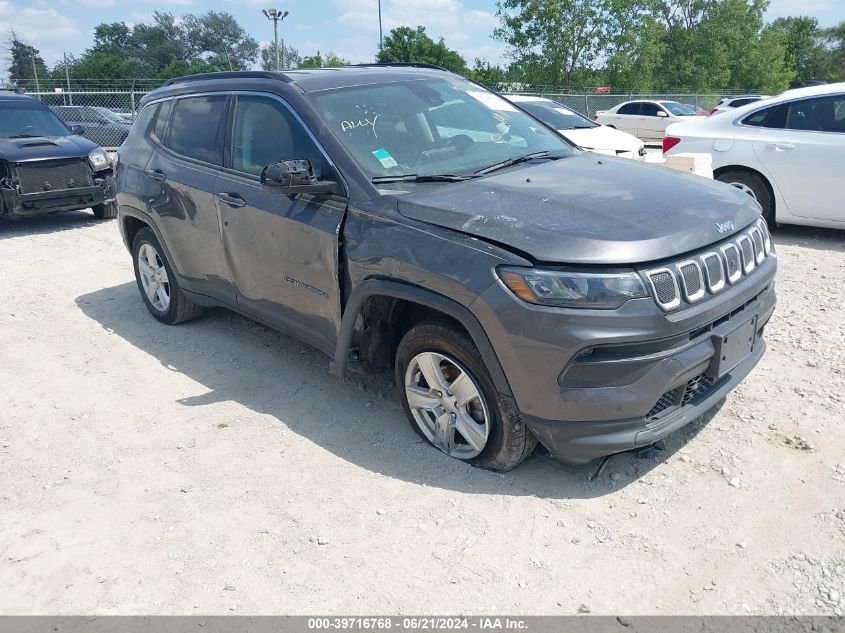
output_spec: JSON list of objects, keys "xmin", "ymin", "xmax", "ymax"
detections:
[
  {"xmin": 262, "ymin": 8, "xmax": 290, "ymax": 70},
  {"xmin": 378, "ymin": 0, "xmax": 383, "ymax": 50}
]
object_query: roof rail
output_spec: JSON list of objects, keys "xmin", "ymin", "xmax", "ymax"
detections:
[
  {"xmin": 350, "ymin": 62, "xmax": 448, "ymax": 71},
  {"xmin": 162, "ymin": 71, "xmax": 292, "ymax": 87}
]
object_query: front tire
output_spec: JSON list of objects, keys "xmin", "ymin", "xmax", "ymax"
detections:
[
  {"xmin": 395, "ymin": 320, "xmax": 537, "ymax": 471},
  {"xmin": 132, "ymin": 227, "xmax": 201, "ymax": 325},
  {"xmin": 716, "ymin": 169, "xmax": 774, "ymax": 226}
]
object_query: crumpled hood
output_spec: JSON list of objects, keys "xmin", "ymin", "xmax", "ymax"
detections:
[
  {"xmin": 0, "ymin": 134, "xmax": 99, "ymax": 163},
  {"xmin": 395, "ymin": 154, "xmax": 761, "ymax": 264}
]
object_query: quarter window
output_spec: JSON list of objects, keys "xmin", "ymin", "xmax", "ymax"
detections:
[
  {"xmin": 152, "ymin": 99, "xmax": 173, "ymax": 141},
  {"xmin": 230, "ymin": 96, "xmax": 323, "ymax": 178},
  {"xmin": 165, "ymin": 95, "xmax": 227, "ymax": 165},
  {"xmin": 742, "ymin": 104, "xmax": 787, "ymax": 129}
]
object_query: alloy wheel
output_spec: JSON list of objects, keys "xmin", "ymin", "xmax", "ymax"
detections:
[
  {"xmin": 404, "ymin": 351, "xmax": 490, "ymax": 459},
  {"xmin": 137, "ymin": 243, "xmax": 171, "ymax": 313}
]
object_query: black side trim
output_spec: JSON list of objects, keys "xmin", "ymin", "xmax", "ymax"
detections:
[{"xmin": 329, "ymin": 279, "xmax": 513, "ymax": 397}]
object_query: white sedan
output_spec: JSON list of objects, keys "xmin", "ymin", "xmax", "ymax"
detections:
[
  {"xmin": 664, "ymin": 83, "xmax": 845, "ymax": 229},
  {"xmin": 507, "ymin": 95, "xmax": 645, "ymax": 159},
  {"xmin": 595, "ymin": 100, "xmax": 704, "ymax": 142}
]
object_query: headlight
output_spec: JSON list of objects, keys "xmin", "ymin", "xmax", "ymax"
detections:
[
  {"xmin": 88, "ymin": 148, "xmax": 110, "ymax": 171},
  {"xmin": 497, "ymin": 266, "xmax": 648, "ymax": 309}
]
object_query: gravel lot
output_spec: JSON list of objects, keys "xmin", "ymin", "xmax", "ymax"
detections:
[{"xmin": 1, "ymin": 211, "xmax": 843, "ymax": 615}]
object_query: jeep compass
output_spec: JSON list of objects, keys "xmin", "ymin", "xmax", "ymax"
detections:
[{"xmin": 115, "ymin": 66, "xmax": 776, "ymax": 471}]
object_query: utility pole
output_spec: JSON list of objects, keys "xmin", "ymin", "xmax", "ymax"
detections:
[
  {"xmin": 31, "ymin": 51, "xmax": 40, "ymax": 92},
  {"xmin": 262, "ymin": 8, "xmax": 290, "ymax": 70},
  {"xmin": 63, "ymin": 53, "xmax": 72, "ymax": 105}
]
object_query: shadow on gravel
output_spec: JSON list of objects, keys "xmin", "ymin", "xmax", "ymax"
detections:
[
  {"xmin": 76, "ymin": 282, "xmax": 716, "ymax": 500},
  {"xmin": 773, "ymin": 224, "xmax": 845, "ymax": 252},
  {"xmin": 0, "ymin": 209, "xmax": 103, "ymax": 240}
]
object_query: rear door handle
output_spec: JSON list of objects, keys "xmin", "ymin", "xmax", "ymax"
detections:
[
  {"xmin": 766, "ymin": 143, "xmax": 795, "ymax": 151},
  {"xmin": 217, "ymin": 192, "xmax": 246, "ymax": 208},
  {"xmin": 145, "ymin": 169, "xmax": 166, "ymax": 182}
]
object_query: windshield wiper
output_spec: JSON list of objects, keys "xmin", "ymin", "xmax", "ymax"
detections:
[
  {"xmin": 371, "ymin": 174, "xmax": 478, "ymax": 184},
  {"xmin": 473, "ymin": 151, "xmax": 563, "ymax": 175}
]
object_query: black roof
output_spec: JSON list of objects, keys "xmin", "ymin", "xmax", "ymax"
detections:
[
  {"xmin": 145, "ymin": 64, "xmax": 454, "ymax": 103},
  {"xmin": 0, "ymin": 92, "xmax": 37, "ymax": 101}
]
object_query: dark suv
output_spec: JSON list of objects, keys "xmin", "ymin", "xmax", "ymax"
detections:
[
  {"xmin": 115, "ymin": 67, "xmax": 776, "ymax": 471},
  {"xmin": 1, "ymin": 94, "xmax": 117, "ymax": 220}
]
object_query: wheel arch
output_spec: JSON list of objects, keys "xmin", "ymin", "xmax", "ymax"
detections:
[
  {"xmin": 713, "ymin": 164, "xmax": 777, "ymax": 219},
  {"xmin": 330, "ymin": 279, "xmax": 513, "ymax": 397}
]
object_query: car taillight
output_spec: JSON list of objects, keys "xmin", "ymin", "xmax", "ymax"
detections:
[
  {"xmin": 662, "ymin": 137, "xmax": 681, "ymax": 153},
  {"xmin": 710, "ymin": 108, "xmax": 718, "ymax": 115},
  {"xmin": 592, "ymin": 115, "xmax": 598, "ymax": 121}
]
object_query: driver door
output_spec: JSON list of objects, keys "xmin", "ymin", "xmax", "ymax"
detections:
[{"xmin": 216, "ymin": 94, "xmax": 347, "ymax": 354}]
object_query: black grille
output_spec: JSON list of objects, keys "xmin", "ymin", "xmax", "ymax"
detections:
[
  {"xmin": 16, "ymin": 160, "xmax": 93, "ymax": 194},
  {"xmin": 647, "ymin": 389, "xmax": 678, "ymax": 418},
  {"xmin": 647, "ymin": 373, "xmax": 718, "ymax": 419},
  {"xmin": 679, "ymin": 262, "xmax": 702, "ymax": 296},
  {"xmin": 704, "ymin": 255, "xmax": 724, "ymax": 287},
  {"xmin": 650, "ymin": 271, "xmax": 677, "ymax": 305}
]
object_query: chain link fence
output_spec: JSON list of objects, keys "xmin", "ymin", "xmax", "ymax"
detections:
[{"xmin": 11, "ymin": 86, "xmax": 729, "ymax": 150}]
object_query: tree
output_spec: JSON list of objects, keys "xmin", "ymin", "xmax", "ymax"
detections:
[
  {"xmin": 5, "ymin": 30, "xmax": 48, "ymax": 88},
  {"xmin": 376, "ymin": 26, "xmax": 468, "ymax": 74},
  {"xmin": 261, "ymin": 43, "xmax": 302, "ymax": 70},
  {"xmin": 769, "ymin": 16, "xmax": 821, "ymax": 86},
  {"xmin": 468, "ymin": 59, "xmax": 508, "ymax": 89},
  {"xmin": 181, "ymin": 11, "xmax": 259, "ymax": 70},
  {"xmin": 495, "ymin": 0, "xmax": 639, "ymax": 89},
  {"xmin": 299, "ymin": 51, "xmax": 350, "ymax": 68},
  {"xmin": 817, "ymin": 21, "xmax": 845, "ymax": 82}
]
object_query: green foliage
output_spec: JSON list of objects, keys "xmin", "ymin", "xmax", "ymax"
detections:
[
  {"xmin": 261, "ymin": 44, "xmax": 302, "ymax": 70},
  {"xmin": 376, "ymin": 26, "xmax": 468, "ymax": 74},
  {"xmin": 817, "ymin": 21, "xmax": 845, "ymax": 82},
  {"xmin": 467, "ymin": 59, "xmax": 509, "ymax": 89},
  {"xmin": 769, "ymin": 16, "xmax": 820, "ymax": 85},
  {"xmin": 299, "ymin": 51, "xmax": 350, "ymax": 68}
]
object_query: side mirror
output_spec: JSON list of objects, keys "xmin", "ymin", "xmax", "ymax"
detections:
[
  {"xmin": 70, "ymin": 125, "xmax": 86, "ymax": 136},
  {"xmin": 260, "ymin": 159, "xmax": 337, "ymax": 195},
  {"xmin": 656, "ymin": 111, "xmax": 669, "ymax": 118}
]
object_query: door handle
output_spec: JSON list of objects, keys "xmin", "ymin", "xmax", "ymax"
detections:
[
  {"xmin": 766, "ymin": 143, "xmax": 795, "ymax": 151},
  {"xmin": 217, "ymin": 192, "xmax": 246, "ymax": 208},
  {"xmin": 145, "ymin": 169, "xmax": 166, "ymax": 182}
]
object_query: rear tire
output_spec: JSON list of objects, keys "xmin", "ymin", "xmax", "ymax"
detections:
[
  {"xmin": 716, "ymin": 170, "xmax": 774, "ymax": 227},
  {"xmin": 92, "ymin": 201, "xmax": 117, "ymax": 220},
  {"xmin": 132, "ymin": 227, "xmax": 201, "ymax": 325},
  {"xmin": 395, "ymin": 320, "xmax": 537, "ymax": 471}
]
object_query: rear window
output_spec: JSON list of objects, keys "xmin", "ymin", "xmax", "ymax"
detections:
[
  {"xmin": 617, "ymin": 103, "xmax": 641, "ymax": 115},
  {"xmin": 164, "ymin": 95, "xmax": 227, "ymax": 164}
]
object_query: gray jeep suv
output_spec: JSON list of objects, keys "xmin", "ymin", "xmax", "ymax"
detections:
[{"xmin": 115, "ymin": 66, "xmax": 776, "ymax": 471}]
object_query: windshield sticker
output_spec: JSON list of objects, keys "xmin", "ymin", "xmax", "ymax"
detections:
[
  {"xmin": 466, "ymin": 91, "xmax": 517, "ymax": 112},
  {"xmin": 342, "ymin": 115, "xmax": 379, "ymax": 137},
  {"xmin": 372, "ymin": 148, "xmax": 398, "ymax": 169}
]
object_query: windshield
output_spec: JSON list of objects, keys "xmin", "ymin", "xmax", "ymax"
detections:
[
  {"xmin": 515, "ymin": 100, "xmax": 598, "ymax": 130},
  {"xmin": 310, "ymin": 78, "xmax": 573, "ymax": 180},
  {"xmin": 663, "ymin": 102, "xmax": 698, "ymax": 116},
  {"xmin": 0, "ymin": 101, "xmax": 71, "ymax": 138},
  {"xmin": 94, "ymin": 107, "xmax": 129, "ymax": 123}
]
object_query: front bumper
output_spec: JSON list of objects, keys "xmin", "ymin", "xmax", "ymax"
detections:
[
  {"xmin": 1, "ymin": 174, "xmax": 115, "ymax": 218},
  {"xmin": 471, "ymin": 253, "xmax": 776, "ymax": 464}
]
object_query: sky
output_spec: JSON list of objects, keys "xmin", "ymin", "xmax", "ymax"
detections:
[{"xmin": 1, "ymin": 0, "xmax": 844, "ymax": 77}]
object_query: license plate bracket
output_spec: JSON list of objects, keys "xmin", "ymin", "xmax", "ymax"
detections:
[{"xmin": 711, "ymin": 316, "xmax": 757, "ymax": 378}]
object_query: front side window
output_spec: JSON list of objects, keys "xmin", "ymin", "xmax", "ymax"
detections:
[
  {"xmin": 617, "ymin": 103, "xmax": 641, "ymax": 115},
  {"xmin": 662, "ymin": 102, "xmax": 697, "ymax": 116},
  {"xmin": 640, "ymin": 103, "xmax": 663, "ymax": 117},
  {"xmin": 310, "ymin": 77, "xmax": 571, "ymax": 180},
  {"xmin": 517, "ymin": 100, "xmax": 597, "ymax": 130},
  {"xmin": 785, "ymin": 95, "xmax": 845, "ymax": 133},
  {"xmin": 0, "ymin": 101, "xmax": 70, "ymax": 138},
  {"xmin": 165, "ymin": 95, "xmax": 227, "ymax": 165},
  {"xmin": 230, "ymin": 96, "xmax": 323, "ymax": 178}
]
